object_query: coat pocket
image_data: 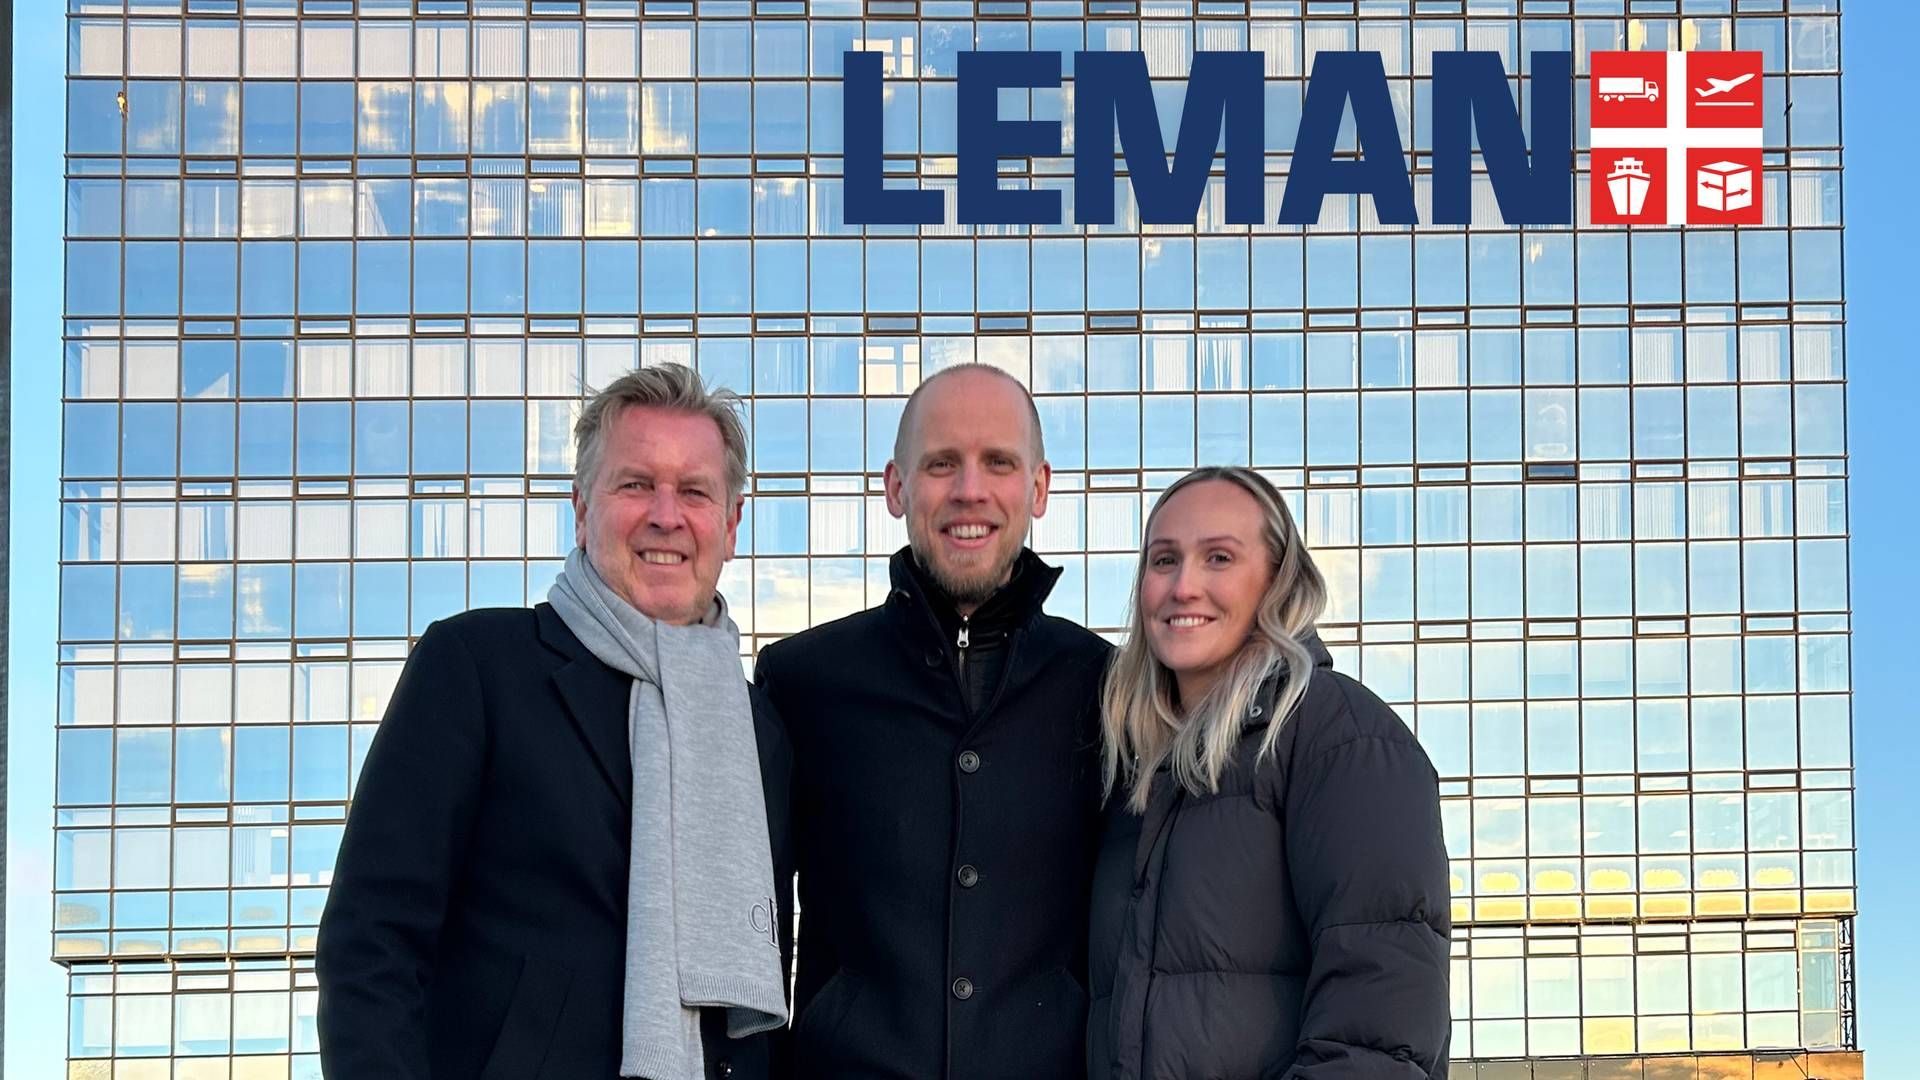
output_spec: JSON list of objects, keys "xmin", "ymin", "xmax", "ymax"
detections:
[
  {"xmin": 1034, "ymin": 966, "xmax": 1092, "ymax": 1075},
  {"xmin": 478, "ymin": 953, "xmax": 573, "ymax": 1080},
  {"xmin": 792, "ymin": 967, "xmax": 863, "ymax": 1065},
  {"xmin": 1052, "ymin": 964, "xmax": 1090, "ymax": 1005}
]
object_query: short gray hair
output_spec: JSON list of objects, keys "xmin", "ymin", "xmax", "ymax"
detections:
[{"xmin": 574, "ymin": 363, "xmax": 748, "ymax": 502}]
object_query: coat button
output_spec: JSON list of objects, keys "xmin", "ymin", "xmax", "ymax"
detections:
[
  {"xmin": 957, "ymin": 750, "xmax": 981, "ymax": 773},
  {"xmin": 924, "ymin": 649, "xmax": 943, "ymax": 668},
  {"xmin": 957, "ymin": 864, "xmax": 980, "ymax": 888},
  {"xmin": 952, "ymin": 977, "xmax": 975, "ymax": 1000},
  {"xmin": 717, "ymin": 1063, "xmax": 733, "ymax": 1079}
]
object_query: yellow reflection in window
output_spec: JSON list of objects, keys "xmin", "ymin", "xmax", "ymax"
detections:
[
  {"xmin": 1643, "ymin": 867, "xmax": 1686, "ymax": 889},
  {"xmin": 1638, "ymin": 1014, "xmax": 1690, "ymax": 1053},
  {"xmin": 1589, "ymin": 867, "xmax": 1632, "ymax": 890},
  {"xmin": 175, "ymin": 1059, "xmax": 232, "ymax": 1080},
  {"xmin": 233, "ymin": 1056, "xmax": 291, "ymax": 1080},
  {"xmin": 1534, "ymin": 868, "xmax": 1577, "ymax": 892},
  {"xmin": 1581, "ymin": 1016, "xmax": 1635, "ymax": 1055},
  {"xmin": 1479, "ymin": 870, "xmax": 1522, "ymax": 894}
]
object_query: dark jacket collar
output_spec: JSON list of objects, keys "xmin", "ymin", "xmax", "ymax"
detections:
[
  {"xmin": 536, "ymin": 602, "xmax": 633, "ymax": 804},
  {"xmin": 1133, "ymin": 632, "xmax": 1333, "ymax": 879},
  {"xmin": 1299, "ymin": 631, "xmax": 1335, "ymax": 670},
  {"xmin": 887, "ymin": 546, "xmax": 1061, "ymax": 645},
  {"xmin": 535, "ymin": 599, "xmax": 591, "ymax": 662},
  {"xmin": 1247, "ymin": 632, "xmax": 1334, "ymax": 728}
]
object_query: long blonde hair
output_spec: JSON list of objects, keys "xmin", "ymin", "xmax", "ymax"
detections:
[{"xmin": 1100, "ymin": 467, "xmax": 1328, "ymax": 812}]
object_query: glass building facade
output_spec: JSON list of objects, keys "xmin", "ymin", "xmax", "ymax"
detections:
[{"xmin": 55, "ymin": 1, "xmax": 1858, "ymax": 1077}]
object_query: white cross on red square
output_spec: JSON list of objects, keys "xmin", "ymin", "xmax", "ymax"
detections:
[{"xmin": 1589, "ymin": 50, "xmax": 1765, "ymax": 226}]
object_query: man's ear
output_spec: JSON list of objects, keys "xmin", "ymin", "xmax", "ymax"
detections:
[
  {"xmin": 571, "ymin": 483, "xmax": 589, "ymax": 547},
  {"xmin": 883, "ymin": 460, "xmax": 908, "ymax": 519},
  {"xmin": 724, "ymin": 493, "xmax": 745, "ymax": 560},
  {"xmin": 1030, "ymin": 461, "xmax": 1053, "ymax": 518}
]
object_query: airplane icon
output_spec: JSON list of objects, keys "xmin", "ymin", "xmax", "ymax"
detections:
[{"xmin": 1695, "ymin": 72, "xmax": 1757, "ymax": 102}]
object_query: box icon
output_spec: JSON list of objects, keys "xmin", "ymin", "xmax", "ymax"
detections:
[
  {"xmin": 1686, "ymin": 147, "xmax": 1764, "ymax": 224},
  {"xmin": 1695, "ymin": 161, "xmax": 1753, "ymax": 213}
]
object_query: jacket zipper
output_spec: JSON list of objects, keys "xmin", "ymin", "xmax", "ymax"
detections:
[
  {"xmin": 909, "ymin": 596, "xmax": 1018, "ymax": 727},
  {"xmin": 1130, "ymin": 787, "xmax": 1185, "ymax": 1080}
]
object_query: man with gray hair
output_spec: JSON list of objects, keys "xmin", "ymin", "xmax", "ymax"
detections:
[{"xmin": 318, "ymin": 362, "xmax": 794, "ymax": 1080}]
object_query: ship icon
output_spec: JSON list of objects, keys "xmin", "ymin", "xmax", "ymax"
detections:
[{"xmin": 1605, "ymin": 156, "xmax": 1653, "ymax": 217}]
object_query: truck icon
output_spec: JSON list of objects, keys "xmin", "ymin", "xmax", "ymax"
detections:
[{"xmin": 1597, "ymin": 75, "xmax": 1659, "ymax": 103}]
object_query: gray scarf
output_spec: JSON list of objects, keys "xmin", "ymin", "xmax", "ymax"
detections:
[{"xmin": 549, "ymin": 548, "xmax": 787, "ymax": 1079}]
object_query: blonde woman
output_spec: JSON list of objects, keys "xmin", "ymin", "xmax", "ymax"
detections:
[{"xmin": 1086, "ymin": 467, "xmax": 1452, "ymax": 1079}]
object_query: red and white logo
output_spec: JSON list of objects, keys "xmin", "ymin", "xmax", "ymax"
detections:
[{"xmin": 1590, "ymin": 50, "xmax": 1764, "ymax": 225}]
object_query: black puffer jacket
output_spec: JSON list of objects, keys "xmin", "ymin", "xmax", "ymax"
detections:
[{"xmin": 1087, "ymin": 638, "xmax": 1451, "ymax": 1080}]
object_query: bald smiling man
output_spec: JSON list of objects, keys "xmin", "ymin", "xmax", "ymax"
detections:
[{"xmin": 755, "ymin": 365, "xmax": 1113, "ymax": 1080}]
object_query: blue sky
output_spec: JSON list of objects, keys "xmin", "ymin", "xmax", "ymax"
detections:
[
  {"xmin": 8, "ymin": 5, "xmax": 1919, "ymax": 1074},
  {"xmin": 1833, "ymin": 0, "xmax": 1920, "ymax": 1057},
  {"xmin": 11, "ymin": 1, "xmax": 69, "ymax": 1073}
]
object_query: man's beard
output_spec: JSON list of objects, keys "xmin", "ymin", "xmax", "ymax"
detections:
[{"xmin": 910, "ymin": 526, "xmax": 1023, "ymax": 609}]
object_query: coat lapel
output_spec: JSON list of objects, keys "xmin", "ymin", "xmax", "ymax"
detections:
[{"xmin": 538, "ymin": 604, "xmax": 633, "ymax": 805}]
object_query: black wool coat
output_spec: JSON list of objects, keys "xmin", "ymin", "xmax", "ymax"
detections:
[
  {"xmin": 755, "ymin": 548, "xmax": 1114, "ymax": 1080},
  {"xmin": 317, "ymin": 604, "xmax": 793, "ymax": 1080},
  {"xmin": 1088, "ymin": 639, "xmax": 1452, "ymax": 1080}
]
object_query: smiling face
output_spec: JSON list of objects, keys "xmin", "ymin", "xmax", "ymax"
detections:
[
  {"xmin": 1140, "ymin": 479, "xmax": 1277, "ymax": 708},
  {"xmin": 572, "ymin": 404, "xmax": 743, "ymax": 625},
  {"xmin": 884, "ymin": 368, "xmax": 1051, "ymax": 613}
]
